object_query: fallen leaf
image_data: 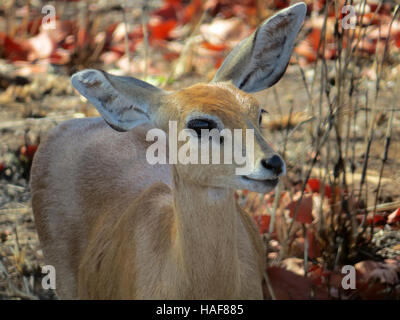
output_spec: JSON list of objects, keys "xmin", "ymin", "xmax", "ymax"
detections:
[
  {"xmin": 201, "ymin": 41, "xmax": 228, "ymax": 51},
  {"xmin": 307, "ymin": 178, "xmax": 321, "ymax": 193},
  {"xmin": 0, "ymin": 33, "xmax": 30, "ymax": 61},
  {"xmin": 254, "ymin": 214, "xmax": 270, "ymax": 234},
  {"xmin": 28, "ymin": 31, "xmax": 55, "ymax": 60},
  {"xmin": 307, "ymin": 229, "xmax": 321, "ymax": 259},
  {"xmin": 306, "ymin": 178, "xmax": 340, "ymax": 199},
  {"xmin": 355, "ymin": 260, "xmax": 399, "ymax": 285},
  {"xmin": 200, "ymin": 18, "xmax": 249, "ymax": 45},
  {"xmin": 285, "ymin": 193, "xmax": 313, "ymax": 224},
  {"xmin": 265, "ymin": 266, "xmax": 329, "ymax": 300},
  {"xmin": 290, "ymin": 229, "xmax": 321, "ymax": 259},
  {"xmin": 281, "ymin": 257, "xmax": 305, "ymax": 276},
  {"xmin": 149, "ymin": 20, "xmax": 177, "ymax": 41},
  {"xmin": 388, "ymin": 208, "xmax": 400, "ymax": 224},
  {"xmin": 182, "ymin": 0, "xmax": 203, "ymax": 24},
  {"xmin": 19, "ymin": 144, "xmax": 38, "ymax": 161}
]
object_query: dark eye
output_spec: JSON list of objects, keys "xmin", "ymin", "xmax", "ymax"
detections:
[
  {"xmin": 259, "ymin": 109, "xmax": 268, "ymax": 126},
  {"xmin": 187, "ymin": 119, "xmax": 218, "ymax": 137}
]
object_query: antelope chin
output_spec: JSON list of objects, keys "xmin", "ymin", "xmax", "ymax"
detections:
[{"xmin": 239, "ymin": 176, "xmax": 279, "ymax": 193}]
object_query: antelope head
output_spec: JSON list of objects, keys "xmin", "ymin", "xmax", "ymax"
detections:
[{"xmin": 71, "ymin": 3, "xmax": 306, "ymax": 194}]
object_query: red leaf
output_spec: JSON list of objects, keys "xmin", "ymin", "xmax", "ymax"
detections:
[
  {"xmin": 26, "ymin": 145, "xmax": 38, "ymax": 158},
  {"xmin": 355, "ymin": 259, "xmax": 400, "ymax": 297},
  {"xmin": 153, "ymin": 4, "xmax": 178, "ymax": 21},
  {"xmin": 254, "ymin": 215, "xmax": 270, "ymax": 234},
  {"xmin": 182, "ymin": 0, "xmax": 202, "ymax": 24},
  {"xmin": 16, "ymin": 18, "xmax": 42, "ymax": 36},
  {"xmin": 307, "ymin": 28, "xmax": 322, "ymax": 52},
  {"xmin": 214, "ymin": 56, "xmax": 224, "ymax": 69},
  {"xmin": 202, "ymin": 41, "xmax": 228, "ymax": 51},
  {"xmin": 265, "ymin": 266, "xmax": 329, "ymax": 300},
  {"xmin": 163, "ymin": 51, "xmax": 180, "ymax": 62},
  {"xmin": 149, "ymin": 20, "xmax": 177, "ymax": 41},
  {"xmin": 358, "ymin": 39, "xmax": 377, "ymax": 55},
  {"xmin": 273, "ymin": 1, "xmax": 291, "ymax": 10},
  {"xmin": 20, "ymin": 144, "xmax": 38, "ymax": 161},
  {"xmin": 165, "ymin": 0, "xmax": 181, "ymax": 6},
  {"xmin": 309, "ymin": 266, "xmax": 347, "ymax": 290},
  {"xmin": 291, "ymin": 230, "xmax": 321, "ymax": 259},
  {"xmin": 0, "ymin": 33, "xmax": 30, "ymax": 61},
  {"xmin": 77, "ymin": 28, "xmax": 88, "ymax": 48},
  {"xmin": 307, "ymin": 229, "xmax": 321, "ymax": 259},
  {"xmin": 307, "ymin": 178, "xmax": 320, "ymax": 193},
  {"xmin": 373, "ymin": 214, "xmax": 387, "ymax": 225},
  {"xmin": 295, "ymin": 41, "xmax": 317, "ymax": 63},
  {"xmin": 363, "ymin": 213, "xmax": 388, "ymax": 226},
  {"xmin": 388, "ymin": 208, "xmax": 400, "ymax": 224},
  {"xmin": 306, "ymin": 178, "xmax": 340, "ymax": 200},
  {"xmin": 360, "ymin": 12, "xmax": 380, "ymax": 26},
  {"xmin": 285, "ymin": 194, "xmax": 313, "ymax": 224},
  {"xmin": 308, "ymin": 265, "xmax": 324, "ymax": 286},
  {"xmin": 49, "ymin": 49, "xmax": 71, "ymax": 65},
  {"xmin": 109, "ymin": 44, "xmax": 126, "ymax": 56}
]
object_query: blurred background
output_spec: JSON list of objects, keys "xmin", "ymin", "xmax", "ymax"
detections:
[{"xmin": 0, "ymin": 0, "xmax": 399, "ymax": 299}]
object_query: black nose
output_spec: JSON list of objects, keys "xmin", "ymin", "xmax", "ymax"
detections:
[{"xmin": 261, "ymin": 155, "xmax": 284, "ymax": 176}]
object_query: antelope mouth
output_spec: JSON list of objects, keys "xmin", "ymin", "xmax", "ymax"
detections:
[{"xmin": 242, "ymin": 176, "xmax": 279, "ymax": 187}]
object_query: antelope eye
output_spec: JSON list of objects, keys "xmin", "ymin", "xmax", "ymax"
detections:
[
  {"xmin": 259, "ymin": 109, "xmax": 268, "ymax": 126},
  {"xmin": 187, "ymin": 119, "xmax": 218, "ymax": 137}
]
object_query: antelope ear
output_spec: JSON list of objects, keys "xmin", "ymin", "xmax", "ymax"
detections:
[
  {"xmin": 71, "ymin": 69, "xmax": 165, "ymax": 132},
  {"xmin": 212, "ymin": 2, "xmax": 306, "ymax": 93}
]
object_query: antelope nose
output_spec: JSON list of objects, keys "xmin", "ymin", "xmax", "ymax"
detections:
[{"xmin": 261, "ymin": 155, "xmax": 284, "ymax": 176}]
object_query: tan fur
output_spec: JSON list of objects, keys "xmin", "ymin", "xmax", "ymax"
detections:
[
  {"xmin": 31, "ymin": 83, "xmax": 274, "ymax": 299},
  {"xmin": 31, "ymin": 3, "xmax": 307, "ymax": 298}
]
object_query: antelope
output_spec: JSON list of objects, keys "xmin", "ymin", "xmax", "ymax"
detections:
[{"xmin": 30, "ymin": 3, "xmax": 306, "ymax": 299}]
